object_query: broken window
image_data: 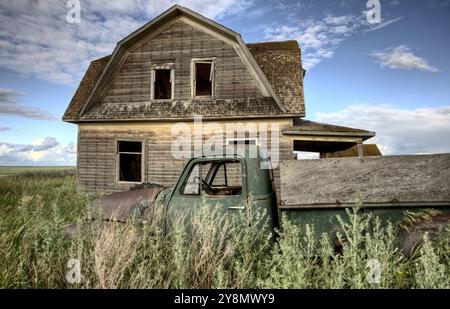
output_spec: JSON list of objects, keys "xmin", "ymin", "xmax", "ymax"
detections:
[
  {"xmin": 117, "ymin": 141, "xmax": 143, "ymax": 183},
  {"xmin": 153, "ymin": 69, "xmax": 172, "ymax": 100},
  {"xmin": 181, "ymin": 160, "xmax": 242, "ymax": 196},
  {"xmin": 182, "ymin": 164, "xmax": 200, "ymax": 195},
  {"xmin": 211, "ymin": 161, "xmax": 242, "ymax": 189},
  {"xmin": 182, "ymin": 162, "xmax": 211, "ymax": 195},
  {"xmin": 193, "ymin": 60, "xmax": 214, "ymax": 97}
]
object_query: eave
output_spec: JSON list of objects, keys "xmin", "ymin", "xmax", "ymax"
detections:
[{"xmin": 63, "ymin": 113, "xmax": 305, "ymax": 124}]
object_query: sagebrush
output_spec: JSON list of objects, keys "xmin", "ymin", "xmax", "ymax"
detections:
[{"xmin": 0, "ymin": 172, "xmax": 449, "ymax": 288}]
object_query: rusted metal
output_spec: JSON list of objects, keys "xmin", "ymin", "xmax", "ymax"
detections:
[
  {"xmin": 398, "ymin": 214, "xmax": 450, "ymax": 257},
  {"xmin": 91, "ymin": 185, "xmax": 165, "ymax": 222}
]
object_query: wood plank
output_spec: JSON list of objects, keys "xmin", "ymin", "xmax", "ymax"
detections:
[
  {"xmin": 94, "ymin": 20, "xmax": 263, "ymax": 106},
  {"xmin": 280, "ymin": 154, "xmax": 450, "ymax": 208}
]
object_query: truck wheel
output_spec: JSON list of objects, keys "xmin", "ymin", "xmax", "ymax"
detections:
[{"xmin": 398, "ymin": 214, "xmax": 450, "ymax": 257}]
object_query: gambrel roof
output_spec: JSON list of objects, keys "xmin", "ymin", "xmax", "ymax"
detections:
[{"xmin": 63, "ymin": 5, "xmax": 305, "ymax": 122}]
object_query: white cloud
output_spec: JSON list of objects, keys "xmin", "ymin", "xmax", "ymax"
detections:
[
  {"xmin": 21, "ymin": 137, "xmax": 60, "ymax": 152},
  {"xmin": 430, "ymin": 0, "xmax": 450, "ymax": 7},
  {"xmin": 316, "ymin": 104, "xmax": 450, "ymax": 155},
  {"xmin": 0, "ymin": 137, "xmax": 76, "ymax": 165},
  {"xmin": 0, "ymin": 127, "xmax": 11, "ymax": 132},
  {"xmin": 263, "ymin": 14, "xmax": 365, "ymax": 69},
  {"xmin": 262, "ymin": 3, "xmax": 405, "ymax": 70},
  {"xmin": 389, "ymin": 1, "xmax": 401, "ymax": 6},
  {"xmin": 0, "ymin": 88, "xmax": 25, "ymax": 103},
  {"xmin": 142, "ymin": 0, "xmax": 253, "ymax": 19},
  {"xmin": 0, "ymin": 0, "xmax": 252, "ymax": 85},
  {"xmin": 365, "ymin": 16, "xmax": 404, "ymax": 32},
  {"xmin": 323, "ymin": 15, "xmax": 354, "ymax": 25},
  {"xmin": 0, "ymin": 88, "xmax": 57, "ymax": 120},
  {"xmin": 339, "ymin": 0, "xmax": 353, "ymax": 8},
  {"xmin": 371, "ymin": 45, "xmax": 438, "ymax": 72}
]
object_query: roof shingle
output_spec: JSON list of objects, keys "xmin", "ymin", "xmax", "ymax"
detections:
[
  {"xmin": 247, "ymin": 40, "xmax": 305, "ymax": 115},
  {"xmin": 63, "ymin": 56, "xmax": 110, "ymax": 120}
]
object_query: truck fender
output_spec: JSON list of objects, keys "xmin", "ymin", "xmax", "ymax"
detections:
[{"xmin": 398, "ymin": 214, "xmax": 450, "ymax": 257}]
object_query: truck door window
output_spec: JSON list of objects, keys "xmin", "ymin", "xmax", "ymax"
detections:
[
  {"xmin": 207, "ymin": 161, "xmax": 242, "ymax": 196},
  {"xmin": 211, "ymin": 164, "xmax": 226, "ymax": 186},
  {"xmin": 181, "ymin": 161, "xmax": 242, "ymax": 196},
  {"xmin": 182, "ymin": 162, "xmax": 211, "ymax": 195},
  {"xmin": 224, "ymin": 161, "xmax": 243, "ymax": 187},
  {"xmin": 182, "ymin": 164, "xmax": 200, "ymax": 195}
]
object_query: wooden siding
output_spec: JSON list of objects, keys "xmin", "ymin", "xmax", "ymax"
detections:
[
  {"xmin": 77, "ymin": 120, "xmax": 293, "ymax": 193},
  {"xmin": 86, "ymin": 19, "xmax": 265, "ymax": 117},
  {"xmin": 280, "ymin": 154, "xmax": 450, "ymax": 208}
]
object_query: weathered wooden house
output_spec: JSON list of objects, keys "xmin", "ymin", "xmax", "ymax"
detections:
[{"xmin": 63, "ymin": 5, "xmax": 375, "ymax": 193}]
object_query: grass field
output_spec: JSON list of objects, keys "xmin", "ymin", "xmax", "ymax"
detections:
[
  {"xmin": 0, "ymin": 167, "xmax": 449, "ymax": 289},
  {"xmin": 0, "ymin": 166, "xmax": 75, "ymax": 177}
]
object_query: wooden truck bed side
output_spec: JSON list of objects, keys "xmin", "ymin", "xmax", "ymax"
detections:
[{"xmin": 279, "ymin": 154, "xmax": 450, "ymax": 209}]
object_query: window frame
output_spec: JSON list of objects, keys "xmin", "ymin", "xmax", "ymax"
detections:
[
  {"xmin": 191, "ymin": 58, "xmax": 215, "ymax": 99},
  {"xmin": 151, "ymin": 65, "xmax": 175, "ymax": 101},
  {"xmin": 179, "ymin": 158, "xmax": 245, "ymax": 197},
  {"xmin": 115, "ymin": 140, "xmax": 145, "ymax": 184},
  {"xmin": 180, "ymin": 161, "xmax": 204, "ymax": 196},
  {"xmin": 208, "ymin": 161, "xmax": 243, "ymax": 189}
]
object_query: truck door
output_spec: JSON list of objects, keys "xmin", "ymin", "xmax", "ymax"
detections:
[
  {"xmin": 202, "ymin": 159, "xmax": 246, "ymax": 213},
  {"xmin": 167, "ymin": 158, "xmax": 247, "ymax": 224}
]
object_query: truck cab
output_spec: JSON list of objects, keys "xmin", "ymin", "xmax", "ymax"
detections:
[{"xmin": 166, "ymin": 149, "xmax": 279, "ymax": 231}]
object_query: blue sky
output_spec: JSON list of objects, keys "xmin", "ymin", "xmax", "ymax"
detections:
[{"xmin": 0, "ymin": 0, "xmax": 449, "ymax": 165}]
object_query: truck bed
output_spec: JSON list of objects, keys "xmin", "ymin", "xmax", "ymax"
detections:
[{"xmin": 279, "ymin": 154, "xmax": 450, "ymax": 209}]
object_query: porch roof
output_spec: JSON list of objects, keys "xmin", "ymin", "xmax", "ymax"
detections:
[
  {"xmin": 283, "ymin": 119, "xmax": 375, "ymax": 154},
  {"xmin": 283, "ymin": 119, "xmax": 375, "ymax": 140}
]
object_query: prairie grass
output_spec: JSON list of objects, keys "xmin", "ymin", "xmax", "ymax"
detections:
[
  {"xmin": 0, "ymin": 166, "xmax": 75, "ymax": 177},
  {"xmin": 0, "ymin": 171, "xmax": 449, "ymax": 289}
]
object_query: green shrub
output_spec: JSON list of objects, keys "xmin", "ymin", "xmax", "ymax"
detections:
[{"xmin": 1, "ymin": 172, "xmax": 449, "ymax": 289}]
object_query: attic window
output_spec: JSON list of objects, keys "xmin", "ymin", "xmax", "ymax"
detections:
[
  {"xmin": 117, "ymin": 141, "xmax": 143, "ymax": 183},
  {"xmin": 192, "ymin": 59, "xmax": 214, "ymax": 97},
  {"xmin": 153, "ymin": 69, "xmax": 173, "ymax": 100}
]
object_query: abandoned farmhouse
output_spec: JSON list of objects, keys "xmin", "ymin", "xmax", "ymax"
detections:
[{"xmin": 63, "ymin": 5, "xmax": 376, "ymax": 193}]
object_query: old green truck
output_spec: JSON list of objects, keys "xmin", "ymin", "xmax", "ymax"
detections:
[{"xmin": 89, "ymin": 148, "xmax": 450, "ymax": 254}]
